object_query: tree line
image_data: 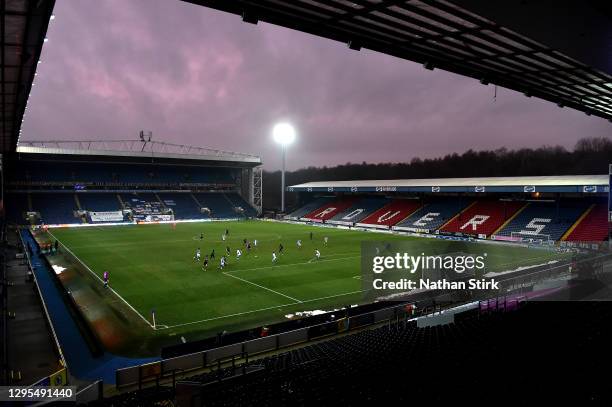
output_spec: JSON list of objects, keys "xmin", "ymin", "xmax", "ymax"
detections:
[{"xmin": 261, "ymin": 136, "xmax": 612, "ymax": 211}]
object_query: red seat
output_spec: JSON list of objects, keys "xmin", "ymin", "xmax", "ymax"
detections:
[
  {"xmin": 441, "ymin": 201, "xmax": 524, "ymax": 237},
  {"xmin": 303, "ymin": 197, "xmax": 359, "ymax": 222},
  {"xmin": 358, "ymin": 200, "xmax": 421, "ymax": 227},
  {"xmin": 564, "ymin": 204, "xmax": 609, "ymax": 242}
]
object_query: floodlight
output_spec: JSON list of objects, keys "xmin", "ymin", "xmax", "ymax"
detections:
[
  {"xmin": 272, "ymin": 122, "xmax": 297, "ymax": 213},
  {"xmin": 272, "ymin": 123, "xmax": 296, "ymax": 145}
]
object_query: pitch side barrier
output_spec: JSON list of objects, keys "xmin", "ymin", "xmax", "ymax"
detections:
[
  {"xmin": 115, "ymin": 302, "xmax": 416, "ymax": 389},
  {"xmin": 282, "ymin": 214, "xmax": 606, "ymax": 249},
  {"xmin": 16, "ymin": 230, "xmax": 69, "ymax": 385},
  {"xmin": 267, "ymin": 218, "xmax": 564, "ymax": 254},
  {"xmin": 27, "ymin": 229, "xmax": 105, "ymax": 357}
]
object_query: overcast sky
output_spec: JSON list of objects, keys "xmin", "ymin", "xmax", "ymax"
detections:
[{"xmin": 21, "ymin": 0, "xmax": 611, "ymax": 170}]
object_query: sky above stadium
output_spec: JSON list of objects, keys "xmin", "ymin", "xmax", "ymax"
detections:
[{"xmin": 22, "ymin": 0, "xmax": 611, "ymax": 171}]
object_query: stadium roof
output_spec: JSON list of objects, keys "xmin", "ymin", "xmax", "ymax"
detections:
[
  {"xmin": 16, "ymin": 140, "xmax": 261, "ymax": 167},
  {"xmin": 288, "ymin": 174, "xmax": 610, "ymax": 193},
  {"xmin": 185, "ymin": 0, "xmax": 612, "ymax": 121},
  {"xmin": 0, "ymin": 0, "xmax": 54, "ymax": 153}
]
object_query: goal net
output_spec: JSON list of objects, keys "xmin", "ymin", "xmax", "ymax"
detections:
[{"xmin": 510, "ymin": 232, "xmax": 552, "ymax": 245}]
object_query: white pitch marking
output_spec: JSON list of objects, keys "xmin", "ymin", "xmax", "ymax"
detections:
[
  {"xmin": 47, "ymin": 229, "xmax": 155, "ymax": 329},
  {"xmin": 222, "ymin": 272, "xmax": 302, "ymax": 303},
  {"xmin": 225, "ymin": 255, "xmax": 360, "ymax": 275},
  {"xmin": 157, "ymin": 289, "xmax": 367, "ymax": 330}
]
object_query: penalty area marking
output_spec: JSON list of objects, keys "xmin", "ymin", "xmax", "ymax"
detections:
[
  {"xmin": 156, "ymin": 289, "xmax": 368, "ymax": 330},
  {"xmin": 222, "ymin": 272, "xmax": 302, "ymax": 303},
  {"xmin": 47, "ymin": 229, "xmax": 156, "ymax": 330},
  {"xmin": 225, "ymin": 255, "xmax": 360, "ymax": 275}
]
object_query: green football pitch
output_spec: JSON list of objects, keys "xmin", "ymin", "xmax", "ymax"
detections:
[{"xmin": 43, "ymin": 220, "xmax": 562, "ymax": 354}]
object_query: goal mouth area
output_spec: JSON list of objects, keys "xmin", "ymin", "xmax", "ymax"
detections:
[{"xmin": 510, "ymin": 232, "xmax": 553, "ymax": 244}]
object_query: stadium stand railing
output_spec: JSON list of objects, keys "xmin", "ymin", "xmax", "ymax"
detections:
[
  {"xmin": 114, "ymin": 301, "xmax": 417, "ymax": 389},
  {"xmin": 95, "ymin": 298, "xmax": 612, "ymax": 405}
]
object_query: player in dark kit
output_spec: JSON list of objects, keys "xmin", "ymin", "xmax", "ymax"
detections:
[
  {"xmin": 210, "ymin": 249, "xmax": 215, "ymax": 260},
  {"xmin": 202, "ymin": 256, "xmax": 209, "ymax": 271},
  {"xmin": 226, "ymin": 246, "xmax": 231, "ymax": 256},
  {"xmin": 279, "ymin": 243, "xmax": 284, "ymax": 254}
]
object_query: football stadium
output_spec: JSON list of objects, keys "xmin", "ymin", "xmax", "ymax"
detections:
[{"xmin": 1, "ymin": 0, "xmax": 611, "ymax": 405}]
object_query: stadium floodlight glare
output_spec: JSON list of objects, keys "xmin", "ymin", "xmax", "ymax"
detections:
[
  {"xmin": 273, "ymin": 122, "xmax": 296, "ymax": 213},
  {"xmin": 272, "ymin": 122, "xmax": 296, "ymax": 145}
]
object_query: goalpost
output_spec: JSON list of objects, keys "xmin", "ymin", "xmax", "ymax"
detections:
[{"xmin": 510, "ymin": 232, "xmax": 552, "ymax": 245}]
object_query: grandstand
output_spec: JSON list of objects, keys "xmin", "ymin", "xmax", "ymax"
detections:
[
  {"xmin": 4, "ymin": 141, "xmax": 262, "ymax": 226},
  {"xmin": 287, "ymin": 175, "xmax": 610, "ymax": 244}
]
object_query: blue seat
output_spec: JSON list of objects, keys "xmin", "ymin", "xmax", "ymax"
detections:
[
  {"xmin": 78, "ymin": 193, "xmax": 122, "ymax": 211},
  {"xmin": 286, "ymin": 197, "xmax": 335, "ymax": 219},
  {"xmin": 31, "ymin": 193, "xmax": 78, "ymax": 224},
  {"xmin": 158, "ymin": 193, "xmax": 208, "ymax": 220},
  {"xmin": 496, "ymin": 201, "xmax": 589, "ymax": 241},
  {"xmin": 224, "ymin": 193, "xmax": 258, "ymax": 217},
  {"xmin": 395, "ymin": 200, "xmax": 469, "ymax": 232},
  {"xmin": 328, "ymin": 197, "xmax": 390, "ymax": 224},
  {"xmin": 193, "ymin": 193, "xmax": 238, "ymax": 219}
]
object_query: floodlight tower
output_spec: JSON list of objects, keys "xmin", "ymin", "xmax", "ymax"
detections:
[{"xmin": 273, "ymin": 122, "xmax": 296, "ymax": 213}]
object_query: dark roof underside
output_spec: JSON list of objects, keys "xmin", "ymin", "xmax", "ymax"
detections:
[
  {"xmin": 184, "ymin": 0, "xmax": 612, "ymax": 121},
  {"xmin": 0, "ymin": 0, "xmax": 54, "ymax": 153}
]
